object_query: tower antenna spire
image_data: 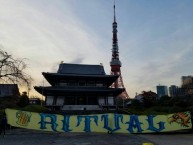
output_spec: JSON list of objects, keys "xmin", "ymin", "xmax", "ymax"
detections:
[
  {"xmin": 114, "ymin": 0, "xmax": 116, "ymax": 22},
  {"xmin": 110, "ymin": 0, "xmax": 130, "ymax": 99}
]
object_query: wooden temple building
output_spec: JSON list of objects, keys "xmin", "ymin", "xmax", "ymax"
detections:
[{"xmin": 34, "ymin": 63, "xmax": 124, "ymax": 111}]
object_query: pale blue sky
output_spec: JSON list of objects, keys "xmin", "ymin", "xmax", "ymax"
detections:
[{"xmin": 0, "ymin": 0, "xmax": 193, "ymax": 98}]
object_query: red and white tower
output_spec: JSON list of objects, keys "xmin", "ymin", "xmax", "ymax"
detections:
[{"xmin": 110, "ymin": 4, "xmax": 129, "ymax": 99}]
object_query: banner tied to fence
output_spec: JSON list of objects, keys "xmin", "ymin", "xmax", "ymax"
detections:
[{"xmin": 5, "ymin": 108, "xmax": 192, "ymax": 133}]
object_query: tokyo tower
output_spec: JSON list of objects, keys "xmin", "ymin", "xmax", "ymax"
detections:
[{"xmin": 110, "ymin": 3, "xmax": 129, "ymax": 99}]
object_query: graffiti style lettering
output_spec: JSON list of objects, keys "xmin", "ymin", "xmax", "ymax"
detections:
[
  {"xmin": 61, "ymin": 115, "xmax": 72, "ymax": 132},
  {"xmin": 39, "ymin": 113, "xmax": 58, "ymax": 131},
  {"xmin": 5, "ymin": 109, "xmax": 192, "ymax": 134},
  {"xmin": 146, "ymin": 115, "xmax": 165, "ymax": 132},
  {"xmin": 125, "ymin": 115, "xmax": 143, "ymax": 133},
  {"xmin": 76, "ymin": 115, "xmax": 98, "ymax": 132},
  {"xmin": 101, "ymin": 114, "xmax": 123, "ymax": 133}
]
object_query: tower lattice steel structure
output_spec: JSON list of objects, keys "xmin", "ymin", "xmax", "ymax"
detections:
[{"xmin": 110, "ymin": 4, "xmax": 129, "ymax": 99}]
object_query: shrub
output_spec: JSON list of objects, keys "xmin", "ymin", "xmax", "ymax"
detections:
[
  {"xmin": 22, "ymin": 105, "xmax": 49, "ymax": 113},
  {"xmin": 169, "ymin": 106, "xmax": 187, "ymax": 113}
]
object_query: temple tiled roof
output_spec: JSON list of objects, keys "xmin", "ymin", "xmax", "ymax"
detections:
[
  {"xmin": 34, "ymin": 86, "xmax": 124, "ymax": 96},
  {"xmin": 57, "ymin": 63, "xmax": 105, "ymax": 75},
  {"xmin": 42, "ymin": 72, "xmax": 119, "ymax": 87},
  {"xmin": 0, "ymin": 84, "xmax": 20, "ymax": 97}
]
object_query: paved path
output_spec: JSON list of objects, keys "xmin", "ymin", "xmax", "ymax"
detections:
[
  {"xmin": 1, "ymin": 129, "xmax": 193, "ymax": 145},
  {"xmin": 138, "ymin": 133, "xmax": 193, "ymax": 145}
]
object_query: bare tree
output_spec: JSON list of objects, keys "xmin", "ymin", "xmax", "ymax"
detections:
[{"xmin": 0, "ymin": 49, "xmax": 32, "ymax": 89}]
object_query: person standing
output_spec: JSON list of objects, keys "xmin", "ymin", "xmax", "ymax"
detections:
[{"xmin": 0, "ymin": 114, "xmax": 7, "ymax": 137}]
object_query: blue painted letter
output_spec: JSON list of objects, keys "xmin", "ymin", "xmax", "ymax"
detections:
[
  {"xmin": 76, "ymin": 115, "xmax": 98, "ymax": 132},
  {"xmin": 101, "ymin": 114, "xmax": 123, "ymax": 133},
  {"xmin": 125, "ymin": 115, "xmax": 143, "ymax": 133},
  {"xmin": 146, "ymin": 115, "xmax": 165, "ymax": 132},
  {"xmin": 39, "ymin": 113, "xmax": 58, "ymax": 131},
  {"xmin": 61, "ymin": 115, "xmax": 72, "ymax": 132}
]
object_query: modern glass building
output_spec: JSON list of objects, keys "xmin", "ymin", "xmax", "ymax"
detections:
[
  {"xmin": 169, "ymin": 85, "xmax": 179, "ymax": 97},
  {"xmin": 156, "ymin": 85, "xmax": 168, "ymax": 98}
]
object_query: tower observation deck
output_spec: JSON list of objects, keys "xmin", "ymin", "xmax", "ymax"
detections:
[{"xmin": 110, "ymin": 3, "xmax": 129, "ymax": 99}]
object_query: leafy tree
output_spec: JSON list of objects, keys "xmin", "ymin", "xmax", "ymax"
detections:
[
  {"xmin": 0, "ymin": 95, "xmax": 19, "ymax": 109},
  {"xmin": 157, "ymin": 95, "xmax": 171, "ymax": 106},
  {"xmin": 131, "ymin": 99, "xmax": 141, "ymax": 107},
  {"xmin": 115, "ymin": 97, "xmax": 124, "ymax": 106},
  {"xmin": 0, "ymin": 49, "xmax": 32, "ymax": 88},
  {"xmin": 18, "ymin": 91, "xmax": 29, "ymax": 107}
]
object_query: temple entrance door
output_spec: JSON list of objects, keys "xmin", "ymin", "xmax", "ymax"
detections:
[
  {"xmin": 65, "ymin": 96, "xmax": 76, "ymax": 105},
  {"xmin": 78, "ymin": 96, "xmax": 86, "ymax": 105}
]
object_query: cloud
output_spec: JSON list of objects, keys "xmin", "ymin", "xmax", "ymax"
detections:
[
  {"xmin": 1, "ymin": 0, "xmax": 193, "ymax": 98},
  {"xmin": 0, "ymin": 0, "xmax": 109, "ymax": 96},
  {"xmin": 69, "ymin": 55, "xmax": 85, "ymax": 64}
]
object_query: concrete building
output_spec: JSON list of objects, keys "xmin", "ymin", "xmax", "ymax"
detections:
[
  {"xmin": 181, "ymin": 76, "xmax": 193, "ymax": 85},
  {"xmin": 29, "ymin": 98, "xmax": 41, "ymax": 105},
  {"xmin": 169, "ymin": 85, "xmax": 179, "ymax": 97},
  {"xmin": 156, "ymin": 85, "xmax": 168, "ymax": 98},
  {"xmin": 0, "ymin": 84, "xmax": 20, "ymax": 97},
  {"xmin": 181, "ymin": 76, "xmax": 193, "ymax": 95}
]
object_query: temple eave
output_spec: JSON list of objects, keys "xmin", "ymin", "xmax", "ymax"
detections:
[
  {"xmin": 34, "ymin": 86, "xmax": 124, "ymax": 96},
  {"xmin": 42, "ymin": 72, "xmax": 119, "ymax": 86}
]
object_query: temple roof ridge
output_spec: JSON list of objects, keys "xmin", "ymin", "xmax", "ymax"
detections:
[{"xmin": 57, "ymin": 63, "xmax": 106, "ymax": 75}]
